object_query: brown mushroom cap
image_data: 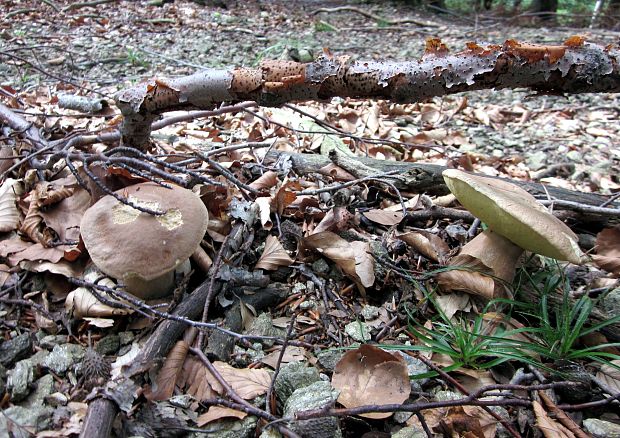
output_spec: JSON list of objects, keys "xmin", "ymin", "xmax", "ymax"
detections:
[{"xmin": 80, "ymin": 183, "xmax": 208, "ymax": 297}]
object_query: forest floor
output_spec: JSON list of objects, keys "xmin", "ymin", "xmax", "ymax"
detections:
[{"xmin": 0, "ymin": 0, "xmax": 620, "ymax": 437}]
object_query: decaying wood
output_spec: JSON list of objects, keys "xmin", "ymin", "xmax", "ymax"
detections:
[
  {"xmin": 116, "ymin": 38, "xmax": 620, "ymax": 149},
  {"xmin": 206, "ymin": 284, "xmax": 289, "ymax": 361},
  {"xmin": 264, "ymin": 150, "xmax": 620, "ymax": 214}
]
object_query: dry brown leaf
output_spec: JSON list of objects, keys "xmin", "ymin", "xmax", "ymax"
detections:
[
  {"xmin": 248, "ymin": 171, "xmax": 279, "ymax": 191},
  {"xmin": 255, "ymin": 235, "xmax": 294, "ymax": 270},
  {"xmin": 596, "ymin": 360, "xmax": 620, "ymax": 394},
  {"xmin": 147, "ymin": 339, "xmax": 190, "ymax": 401},
  {"xmin": 313, "ymin": 206, "xmax": 355, "ymax": 234},
  {"xmin": 332, "ymin": 344, "xmax": 410, "ymax": 419},
  {"xmin": 21, "ymin": 181, "xmax": 74, "ymax": 245},
  {"xmin": 443, "ymin": 170, "xmax": 583, "ymax": 264},
  {"xmin": 437, "ymin": 230, "xmax": 523, "ymax": 299},
  {"xmin": 363, "ymin": 209, "xmax": 404, "ymax": 226},
  {"xmin": 440, "ymin": 405, "xmax": 498, "ymax": 438},
  {"xmin": 196, "ymin": 406, "xmax": 248, "ymax": 427},
  {"xmin": 213, "ymin": 361, "xmax": 271, "ymax": 400},
  {"xmin": 274, "ymin": 180, "xmax": 300, "ymax": 215},
  {"xmin": 0, "ymin": 178, "xmax": 21, "ymax": 232},
  {"xmin": 592, "ymin": 226, "xmax": 620, "ymax": 277},
  {"xmin": 533, "ymin": 400, "xmax": 576, "ymax": 438},
  {"xmin": 65, "ymin": 286, "xmax": 133, "ymax": 319},
  {"xmin": 261, "ymin": 346, "xmax": 306, "ymax": 369},
  {"xmin": 303, "ymin": 231, "xmax": 375, "ymax": 293},
  {"xmin": 178, "ymin": 356, "xmax": 221, "ymax": 401},
  {"xmin": 39, "ymin": 187, "xmax": 91, "ymax": 243},
  {"xmin": 434, "ymin": 293, "xmax": 471, "ymax": 320},
  {"xmin": 0, "ymin": 263, "xmax": 11, "ymax": 287},
  {"xmin": 397, "ymin": 231, "xmax": 450, "ymax": 263},
  {"xmin": 255, "ymin": 196, "xmax": 273, "ymax": 230},
  {"xmin": 538, "ymin": 391, "xmax": 590, "ymax": 438}
]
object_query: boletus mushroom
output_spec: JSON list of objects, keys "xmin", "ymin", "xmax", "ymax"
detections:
[
  {"xmin": 442, "ymin": 169, "xmax": 584, "ymax": 265},
  {"xmin": 80, "ymin": 182, "xmax": 208, "ymax": 300}
]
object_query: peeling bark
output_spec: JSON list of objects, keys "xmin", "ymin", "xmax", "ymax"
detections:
[{"xmin": 116, "ymin": 38, "xmax": 620, "ymax": 149}]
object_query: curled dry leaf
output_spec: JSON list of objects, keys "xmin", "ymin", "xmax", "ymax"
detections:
[
  {"xmin": 274, "ymin": 179, "xmax": 300, "ymax": 215},
  {"xmin": 437, "ymin": 230, "xmax": 523, "ymax": 300},
  {"xmin": 592, "ymin": 226, "xmax": 620, "ymax": 277},
  {"xmin": 255, "ymin": 196, "xmax": 273, "ymax": 230},
  {"xmin": 255, "ymin": 235, "xmax": 294, "ymax": 270},
  {"xmin": 596, "ymin": 359, "xmax": 620, "ymax": 394},
  {"xmin": 442, "ymin": 169, "xmax": 583, "ymax": 264},
  {"xmin": 147, "ymin": 339, "xmax": 190, "ymax": 401},
  {"xmin": 314, "ymin": 206, "xmax": 355, "ymax": 234},
  {"xmin": 533, "ymin": 400, "xmax": 575, "ymax": 438},
  {"xmin": 196, "ymin": 406, "xmax": 247, "ymax": 427},
  {"xmin": 65, "ymin": 286, "xmax": 133, "ymax": 319},
  {"xmin": 434, "ymin": 293, "xmax": 471, "ymax": 320},
  {"xmin": 363, "ymin": 209, "xmax": 404, "ymax": 226},
  {"xmin": 332, "ymin": 344, "xmax": 410, "ymax": 419},
  {"xmin": 398, "ymin": 230, "xmax": 450, "ymax": 263},
  {"xmin": 178, "ymin": 356, "xmax": 220, "ymax": 401},
  {"xmin": 248, "ymin": 170, "xmax": 278, "ymax": 191},
  {"xmin": 0, "ymin": 178, "xmax": 20, "ymax": 232},
  {"xmin": 303, "ymin": 231, "xmax": 375, "ymax": 294}
]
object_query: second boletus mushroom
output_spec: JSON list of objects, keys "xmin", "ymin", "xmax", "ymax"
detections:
[{"xmin": 80, "ymin": 182, "xmax": 208, "ymax": 300}]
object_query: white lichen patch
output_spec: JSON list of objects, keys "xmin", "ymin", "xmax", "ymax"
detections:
[
  {"xmin": 112, "ymin": 197, "xmax": 161, "ymax": 224},
  {"xmin": 156, "ymin": 208, "xmax": 183, "ymax": 231},
  {"xmin": 111, "ymin": 197, "xmax": 183, "ymax": 230}
]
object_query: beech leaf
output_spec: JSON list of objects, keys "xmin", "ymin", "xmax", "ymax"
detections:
[
  {"xmin": 255, "ymin": 235, "xmax": 294, "ymax": 270},
  {"xmin": 213, "ymin": 361, "xmax": 272, "ymax": 400},
  {"xmin": 332, "ymin": 344, "xmax": 410, "ymax": 419},
  {"xmin": 304, "ymin": 231, "xmax": 375, "ymax": 293}
]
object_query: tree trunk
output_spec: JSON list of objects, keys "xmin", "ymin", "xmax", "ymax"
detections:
[{"xmin": 530, "ymin": 0, "xmax": 558, "ymax": 21}]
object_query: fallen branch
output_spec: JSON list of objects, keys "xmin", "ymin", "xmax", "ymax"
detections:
[
  {"xmin": 263, "ymin": 150, "xmax": 620, "ymax": 215},
  {"xmin": 311, "ymin": 6, "xmax": 439, "ymax": 28},
  {"xmin": 115, "ymin": 38, "xmax": 620, "ymax": 149}
]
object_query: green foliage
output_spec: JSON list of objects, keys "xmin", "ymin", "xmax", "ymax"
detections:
[
  {"xmin": 125, "ymin": 48, "xmax": 149, "ymax": 68},
  {"xmin": 393, "ymin": 291, "xmax": 543, "ymax": 377},
  {"xmin": 510, "ymin": 261, "xmax": 620, "ymax": 366},
  {"xmin": 390, "ymin": 259, "xmax": 620, "ymax": 378},
  {"xmin": 314, "ymin": 20, "xmax": 338, "ymax": 32}
]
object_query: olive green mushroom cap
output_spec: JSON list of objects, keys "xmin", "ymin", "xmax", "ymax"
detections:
[
  {"xmin": 442, "ymin": 169, "xmax": 584, "ymax": 264},
  {"xmin": 80, "ymin": 183, "xmax": 208, "ymax": 296}
]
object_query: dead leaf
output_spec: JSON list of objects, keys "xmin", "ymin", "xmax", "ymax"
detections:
[
  {"xmin": 533, "ymin": 400, "xmax": 575, "ymax": 438},
  {"xmin": 65, "ymin": 286, "xmax": 133, "ymax": 319},
  {"xmin": 398, "ymin": 231, "xmax": 450, "ymax": 263},
  {"xmin": 332, "ymin": 344, "xmax": 410, "ymax": 419},
  {"xmin": 213, "ymin": 361, "xmax": 272, "ymax": 400},
  {"xmin": 363, "ymin": 209, "xmax": 403, "ymax": 226},
  {"xmin": 592, "ymin": 226, "xmax": 620, "ymax": 277},
  {"xmin": 437, "ymin": 230, "xmax": 523, "ymax": 299},
  {"xmin": 434, "ymin": 293, "xmax": 471, "ymax": 319},
  {"xmin": 0, "ymin": 178, "xmax": 21, "ymax": 232},
  {"xmin": 255, "ymin": 196, "xmax": 273, "ymax": 230},
  {"xmin": 196, "ymin": 406, "xmax": 247, "ymax": 427},
  {"xmin": 596, "ymin": 360, "xmax": 620, "ymax": 394},
  {"xmin": 249, "ymin": 171, "xmax": 279, "ymax": 191},
  {"xmin": 178, "ymin": 356, "xmax": 222, "ymax": 401},
  {"xmin": 439, "ymin": 405, "xmax": 498, "ymax": 438},
  {"xmin": 255, "ymin": 235, "xmax": 294, "ymax": 270},
  {"xmin": 303, "ymin": 231, "xmax": 375, "ymax": 294},
  {"xmin": 261, "ymin": 346, "xmax": 306, "ymax": 368},
  {"xmin": 147, "ymin": 339, "xmax": 190, "ymax": 401},
  {"xmin": 313, "ymin": 206, "xmax": 355, "ymax": 234}
]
